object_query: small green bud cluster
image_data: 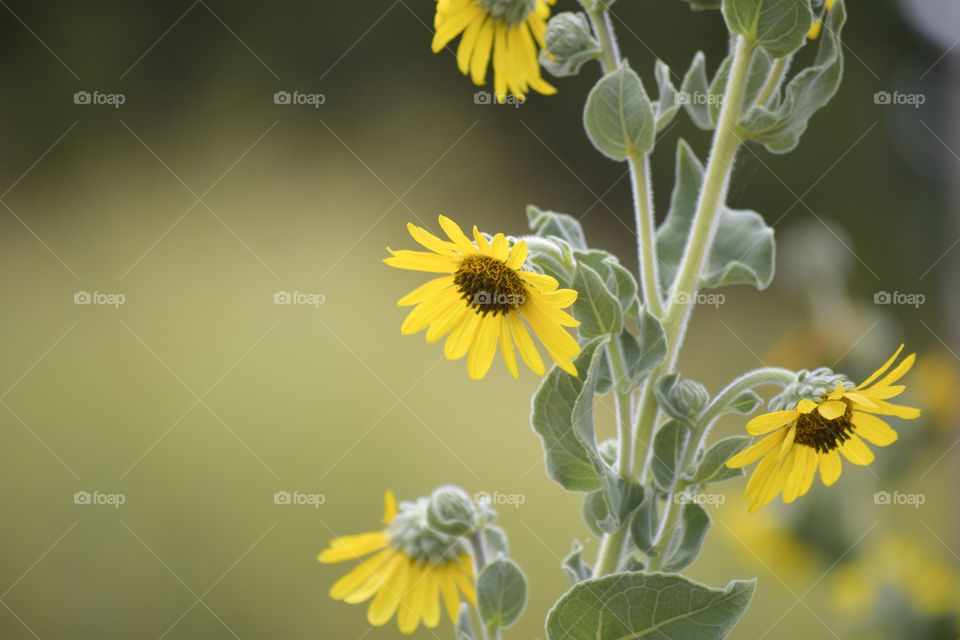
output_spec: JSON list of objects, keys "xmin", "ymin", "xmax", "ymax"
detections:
[{"xmin": 768, "ymin": 367, "xmax": 855, "ymax": 411}]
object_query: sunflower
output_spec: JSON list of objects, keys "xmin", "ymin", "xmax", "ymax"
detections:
[
  {"xmin": 318, "ymin": 491, "xmax": 477, "ymax": 634},
  {"xmin": 727, "ymin": 345, "xmax": 920, "ymax": 512},
  {"xmin": 384, "ymin": 215, "xmax": 580, "ymax": 379},
  {"xmin": 432, "ymin": 0, "xmax": 557, "ymax": 102}
]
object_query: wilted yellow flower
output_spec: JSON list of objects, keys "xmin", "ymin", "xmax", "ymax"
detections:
[{"xmin": 728, "ymin": 345, "xmax": 920, "ymax": 511}]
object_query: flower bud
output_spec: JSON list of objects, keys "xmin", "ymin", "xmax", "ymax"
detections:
[
  {"xmin": 427, "ymin": 485, "xmax": 478, "ymax": 537},
  {"xmin": 541, "ymin": 13, "xmax": 601, "ymax": 78},
  {"xmin": 655, "ymin": 374, "xmax": 710, "ymax": 423}
]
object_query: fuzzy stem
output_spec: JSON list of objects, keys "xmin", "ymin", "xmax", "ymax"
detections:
[{"xmin": 630, "ymin": 153, "xmax": 665, "ymax": 318}]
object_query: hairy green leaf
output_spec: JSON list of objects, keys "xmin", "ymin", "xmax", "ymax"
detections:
[
  {"xmin": 546, "ymin": 573, "xmax": 757, "ymax": 640},
  {"xmin": 477, "ymin": 557, "xmax": 527, "ymax": 629},
  {"xmin": 690, "ymin": 436, "xmax": 751, "ymax": 484},
  {"xmin": 652, "ymin": 420, "xmax": 691, "ymax": 491},
  {"xmin": 723, "ymin": 0, "xmax": 813, "ymax": 58},
  {"xmin": 662, "ymin": 501, "xmax": 712, "ymax": 572},
  {"xmin": 584, "ymin": 61, "xmax": 656, "ymax": 160}
]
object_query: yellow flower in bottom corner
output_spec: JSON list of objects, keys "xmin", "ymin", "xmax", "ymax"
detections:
[
  {"xmin": 385, "ymin": 215, "xmax": 580, "ymax": 379},
  {"xmin": 727, "ymin": 345, "xmax": 921, "ymax": 512},
  {"xmin": 318, "ymin": 491, "xmax": 476, "ymax": 634},
  {"xmin": 431, "ymin": 0, "xmax": 557, "ymax": 102}
]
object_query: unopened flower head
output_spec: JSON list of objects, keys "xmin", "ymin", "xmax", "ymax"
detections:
[
  {"xmin": 385, "ymin": 215, "xmax": 581, "ymax": 379},
  {"xmin": 727, "ymin": 345, "xmax": 920, "ymax": 512},
  {"xmin": 432, "ymin": 0, "xmax": 557, "ymax": 102},
  {"xmin": 318, "ymin": 491, "xmax": 476, "ymax": 634}
]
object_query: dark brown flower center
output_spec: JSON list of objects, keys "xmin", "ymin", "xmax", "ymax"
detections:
[
  {"xmin": 453, "ymin": 254, "xmax": 526, "ymax": 317},
  {"xmin": 793, "ymin": 399, "xmax": 855, "ymax": 453}
]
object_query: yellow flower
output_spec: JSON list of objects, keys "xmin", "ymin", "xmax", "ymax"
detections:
[
  {"xmin": 808, "ymin": 0, "xmax": 838, "ymax": 39},
  {"xmin": 385, "ymin": 215, "xmax": 580, "ymax": 379},
  {"xmin": 318, "ymin": 491, "xmax": 477, "ymax": 634},
  {"xmin": 727, "ymin": 345, "xmax": 921, "ymax": 512},
  {"xmin": 432, "ymin": 0, "xmax": 557, "ymax": 102}
]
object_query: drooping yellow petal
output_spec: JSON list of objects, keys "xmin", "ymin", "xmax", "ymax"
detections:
[
  {"xmin": 499, "ymin": 317, "xmax": 519, "ymax": 379},
  {"xmin": 367, "ymin": 555, "xmax": 411, "ymax": 626},
  {"xmin": 397, "ymin": 565, "xmax": 427, "ymax": 634},
  {"xmin": 838, "ymin": 433, "xmax": 875, "ymax": 466},
  {"xmin": 852, "ymin": 412, "xmax": 898, "ymax": 446},
  {"xmin": 444, "ymin": 311, "xmax": 481, "ymax": 360},
  {"xmin": 518, "ymin": 270, "xmax": 558, "ymax": 292},
  {"xmin": 420, "ymin": 568, "xmax": 442, "ymax": 628},
  {"xmin": 319, "ymin": 532, "xmax": 388, "ymax": 563},
  {"xmin": 437, "ymin": 567, "xmax": 461, "ymax": 621},
  {"xmin": 470, "ymin": 18, "xmax": 495, "ymax": 85},
  {"xmin": 401, "ymin": 291, "xmax": 461, "ymax": 336},
  {"xmin": 397, "ymin": 276, "xmax": 455, "ymax": 307},
  {"xmin": 438, "ymin": 215, "xmax": 477, "ymax": 254},
  {"xmin": 456, "ymin": 14, "xmax": 483, "ymax": 74},
  {"xmin": 745, "ymin": 410, "xmax": 799, "ymax": 436},
  {"xmin": 776, "ymin": 425, "xmax": 796, "ymax": 458},
  {"xmin": 726, "ymin": 431, "xmax": 785, "ymax": 468},
  {"xmin": 468, "ymin": 316, "xmax": 501, "ymax": 379},
  {"xmin": 507, "ymin": 312, "xmax": 545, "ymax": 376},
  {"xmin": 819, "ymin": 450, "xmax": 842, "ymax": 486},
  {"xmin": 329, "ymin": 549, "xmax": 394, "ymax": 600},
  {"xmin": 432, "ymin": 4, "xmax": 481, "ymax": 53}
]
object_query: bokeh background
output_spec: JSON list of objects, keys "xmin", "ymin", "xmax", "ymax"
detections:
[{"xmin": 0, "ymin": 0, "xmax": 958, "ymax": 638}]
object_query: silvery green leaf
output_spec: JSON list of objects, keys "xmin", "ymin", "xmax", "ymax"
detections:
[
  {"xmin": 680, "ymin": 52, "xmax": 714, "ymax": 130},
  {"xmin": 690, "ymin": 436, "xmax": 751, "ymax": 484},
  {"xmin": 527, "ymin": 205, "xmax": 588, "ymax": 249},
  {"xmin": 629, "ymin": 488, "xmax": 660, "ymax": 556},
  {"xmin": 653, "ymin": 59, "xmax": 681, "ymax": 131},
  {"xmin": 661, "ymin": 502, "xmax": 712, "ymax": 572},
  {"xmin": 727, "ymin": 389, "xmax": 763, "ymax": 414},
  {"xmin": 562, "ymin": 540, "xmax": 593, "ymax": 584},
  {"xmin": 477, "ymin": 557, "xmax": 527, "ymax": 629},
  {"xmin": 656, "ymin": 140, "xmax": 775, "ymax": 293},
  {"xmin": 541, "ymin": 12, "xmax": 601, "ymax": 78},
  {"xmin": 706, "ymin": 53, "xmax": 732, "ymax": 126},
  {"xmin": 524, "ymin": 234, "xmax": 576, "ymax": 288},
  {"xmin": 573, "ymin": 249, "xmax": 639, "ymax": 316},
  {"xmin": 707, "ymin": 45, "xmax": 777, "ymax": 124},
  {"xmin": 741, "ymin": 0, "xmax": 846, "ymax": 153},
  {"xmin": 456, "ymin": 603, "xmax": 475, "ymax": 640},
  {"xmin": 582, "ymin": 490, "xmax": 614, "ymax": 537},
  {"xmin": 652, "ymin": 420, "xmax": 690, "ymax": 491},
  {"xmin": 572, "ymin": 264, "xmax": 623, "ymax": 338},
  {"xmin": 583, "ymin": 61, "xmax": 656, "ymax": 160},
  {"xmin": 484, "ymin": 525, "xmax": 510, "ymax": 558},
  {"xmin": 723, "ymin": 0, "xmax": 813, "ymax": 58},
  {"xmin": 617, "ymin": 312, "xmax": 668, "ymax": 391},
  {"xmin": 545, "ymin": 573, "xmax": 757, "ymax": 640},
  {"xmin": 624, "ymin": 555, "xmax": 646, "ymax": 571},
  {"xmin": 531, "ymin": 338, "xmax": 609, "ymax": 492}
]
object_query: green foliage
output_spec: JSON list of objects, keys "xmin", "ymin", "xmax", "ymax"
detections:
[
  {"xmin": 726, "ymin": 389, "xmax": 764, "ymax": 414},
  {"xmin": 562, "ymin": 540, "xmax": 593, "ymax": 584},
  {"xmin": 661, "ymin": 501, "xmax": 712, "ymax": 572},
  {"xmin": 629, "ymin": 488, "xmax": 660, "ymax": 556},
  {"xmin": 455, "ymin": 603, "xmax": 475, "ymax": 640},
  {"xmin": 741, "ymin": 0, "xmax": 847, "ymax": 152},
  {"xmin": 656, "ymin": 140, "xmax": 775, "ymax": 293},
  {"xmin": 689, "ymin": 436, "xmax": 751, "ymax": 484},
  {"xmin": 653, "ymin": 60, "xmax": 681, "ymax": 131},
  {"xmin": 584, "ymin": 61, "xmax": 656, "ymax": 160},
  {"xmin": 655, "ymin": 373, "xmax": 711, "ymax": 424},
  {"xmin": 477, "ymin": 557, "xmax": 528, "ymax": 629},
  {"xmin": 483, "ymin": 525, "xmax": 510, "ymax": 557},
  {"xmin": 542, "ymin": 12, "xmax": 601, "ymax": 77},
  {"xmin": 546, "ymin": 573, "xmax": 757, "ymax": 639},
  {"xmin": 652, "ymin": 420, "xmax": 691, "ymax": 490},
  {"xmin": 680, "ymin": 52, "xmax": 714, "ymax": 130},
  {"xmin": 572, "ymin": 263, "xmax": 623, "ymax": 337},
  {"xmin": 526, "ymin": 205, "xmax": 587, "ymax": 250},
  {"xmin": 722, "ymin": 0, "xmax": 813, "ymax": 58},
  {"xmin": 616, "ymin": 313, "xmax": 668, "ymax": 390}
]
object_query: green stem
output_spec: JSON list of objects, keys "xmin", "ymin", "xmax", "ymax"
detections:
[
  {"xmin": 469, "ymin": 531, "xmax": 501, "ymax": 640},
  {"xmin": 753, "ymin": 56, "xmax": 788, "ymax": 109},
  {"xmin": 648, "ymin": 367, "xmax": 795, "ymax": 568},
  {"xmin": 587, "ymin": 7, "xmax": 620, "ymax": 73},
  {"xmin": 630, "ymin": 153, "xmax": 664, "ymax": 318},
  {"xmin": 660, "ymin": 35, "xmax": 754, "ymax": 362}
]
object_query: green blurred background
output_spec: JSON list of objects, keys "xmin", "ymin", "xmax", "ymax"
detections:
[{"xmin": 0, "ymin": 0, "xmax": 957, "ymax": 638}]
